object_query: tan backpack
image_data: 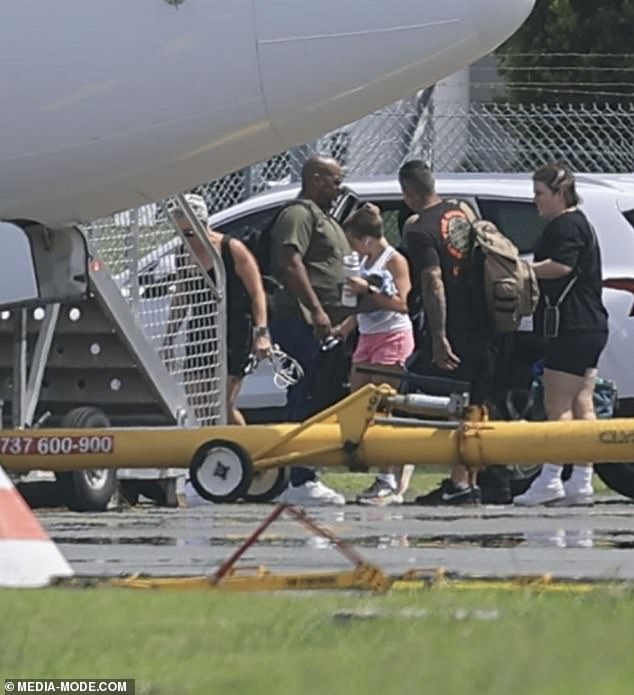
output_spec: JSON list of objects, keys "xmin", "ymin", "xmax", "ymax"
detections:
[{"xmin": 451, "ymin": 200, "xmax": 540, "ymax": 333}]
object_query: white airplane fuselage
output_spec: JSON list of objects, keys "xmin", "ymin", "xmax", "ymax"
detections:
[{"xmin": 0, "ymin": 0, "xmax": 535, "ymax": 226}]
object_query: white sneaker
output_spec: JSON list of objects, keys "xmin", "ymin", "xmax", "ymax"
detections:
[
  {"xmin": 184, "ymin": 480, "xmax": 212, "ymax": 508},
  {"xmin": 356, "ymin": 478, "xmax": 404, "ymax": 506},
  {"xmin": 513, "ymin": 478, "xmax": 565, "ymax": 506},
  {"xmin": 278, "ymin": 480, "xmax": 346, "ymax": 506},
  {"xmin": 557, "ymin": 482, "xmax": 594, "ymax": 507}
]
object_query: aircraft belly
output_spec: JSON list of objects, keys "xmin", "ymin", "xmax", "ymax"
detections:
[
  {"xmin": 0, "ymin": 0, "xmax": 535, "ymax": 224},
  {"xmin": 0, "ymin": 0, "xmax": 270, "ymax": 222}
]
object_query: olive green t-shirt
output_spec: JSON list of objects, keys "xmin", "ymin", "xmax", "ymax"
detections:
[{"xmin": 270, "ymin": 198, "xmax": 351, "ymax": 324}]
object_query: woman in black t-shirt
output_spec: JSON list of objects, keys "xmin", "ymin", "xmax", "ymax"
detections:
[{"xmin": 513, "ymin": 163, "xmax": 609, "ymax": 508}]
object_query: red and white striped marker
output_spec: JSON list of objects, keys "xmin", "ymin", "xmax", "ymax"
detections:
[{"xmin": 0, "ymin": 465, "xmax": 73, "ymax": 587}]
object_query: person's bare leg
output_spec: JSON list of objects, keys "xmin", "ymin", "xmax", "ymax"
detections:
[
  {"xmin": 567, "ymin": 368, "xmax": 597, "ymax": 490},
  {"xmin": 515, "ymin": 367, "xmax": 583, "ymax": 504},
  {"xmin": 539, "ymin": 367, "xmax": 582, "ymax": 481},
  {"xmin": 351, "ymin": 363, "xmax": 404, "ymax": 499},
  {"xmin": 227, "ymin": 375, "xmax": 246, "ymax": 426},
  {"xmin": 396, "ymin": 464, "xmax": 415, "ymax": 494},
  {"xmin": 368, "ymin": 365, "xmax": 412, "ymax": 486}
]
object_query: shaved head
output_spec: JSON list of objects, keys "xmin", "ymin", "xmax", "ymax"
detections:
[
  {"xmin": 301, "ymin": 155, "xmax": 341, "ymax": 186},
  {"xmin": 300, "ymin": 154, "xmax": 344, "ymax": 210}
]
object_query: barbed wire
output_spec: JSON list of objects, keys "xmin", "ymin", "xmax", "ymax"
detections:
[
  {"xmin": 496, "ymin": 53, "xmax": 634, "ymax": 58},
  {"xmin": 475, "ymin": 82, "xmax": 634, "ymax": 87},
  {"xmin": 479, "ymin": 66, "xmax": 634, "ymax": 73},
  {"xmin": 490, "ymin": 87, "xmax": 634, "ymax": 98}
]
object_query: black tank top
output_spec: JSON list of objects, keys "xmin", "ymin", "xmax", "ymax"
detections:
[
  {"xmin": 217, "ymin": 235, "xmax": 251, "ymax": 320},
  {"xmin": 185, "ymin": 235, "xmax": 251, "ymax": 324}
]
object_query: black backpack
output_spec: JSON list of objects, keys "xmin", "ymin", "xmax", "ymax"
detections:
[{"xmin": 239, "ymin": 199, "xmax": 318, "ymax": 298}]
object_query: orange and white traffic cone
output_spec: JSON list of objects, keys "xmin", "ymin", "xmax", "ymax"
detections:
[{"xmin": 0, "ymin": 465, "xmax": 73, "ymax": 587}]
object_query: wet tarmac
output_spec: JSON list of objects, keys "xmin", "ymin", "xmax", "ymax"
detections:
[{"xmin": 37, "ymin": 495, "xmax": 634, "ymax": 583}]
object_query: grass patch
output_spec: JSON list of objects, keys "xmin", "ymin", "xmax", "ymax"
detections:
[
  {"xmin": 321, "ymin": 468, "xmax": 611, "ymax": 501},
  {"xmin": 321, "ymin": 469, "xmax": 444, "ymax": 500},
  {"xmin": 1, "ymin": 587, "xmax": 633, "ymax": 694}
]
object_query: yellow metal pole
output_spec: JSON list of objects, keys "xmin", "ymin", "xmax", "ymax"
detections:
[
  {"xmin": 1, "ymin": 383, "xmax": 633, "ymax": 473},
  {"xmin": 1, "ymin": 418, "xmax": 633, "ymax": 473}
]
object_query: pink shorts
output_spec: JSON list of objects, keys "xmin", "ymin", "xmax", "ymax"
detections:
[{"xmin": 352, "ymin": 329, "xmax": 415, "ymax": 366}]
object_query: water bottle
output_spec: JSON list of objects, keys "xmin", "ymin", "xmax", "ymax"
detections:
[{"xmin": 341, "ymin": 252, "xmax": 361, "ymax": 308}]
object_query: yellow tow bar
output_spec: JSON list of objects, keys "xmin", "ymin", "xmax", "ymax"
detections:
[{"xmin": 1, "ymin": 384, "xmax": 632, "ymax": 502}]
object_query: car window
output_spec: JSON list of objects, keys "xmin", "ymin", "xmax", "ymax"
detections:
[
  {"xmin": 363, "ymin": 196, "xmax": 479, "ymax": 247},
  {"xmin": 369, "ymin": 203, "xmax": 410, "ymax": 246},
  {"xmin": 476, "ymin": 198, "xmax": 545, "ymax": 254},
  {"xmin": 216, "ymin": 206, "xmax": 282, "ymax": 240},
  {"xmin": 622, "ymin": 209, "xmax": 634, "ymax": 231},
  {"xmin": 356, "ymin": 199, "xmax": 416, "ymax": 246}
]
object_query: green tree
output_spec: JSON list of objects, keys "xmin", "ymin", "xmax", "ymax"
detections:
[{"xmin": 497, "ymin": 0, "xmax": 634, "ymax": 104}]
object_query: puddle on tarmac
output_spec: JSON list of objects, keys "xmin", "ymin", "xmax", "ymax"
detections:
[{"xmin": 52, "ymin": 530, "xmax": 634, "ymax": 550}]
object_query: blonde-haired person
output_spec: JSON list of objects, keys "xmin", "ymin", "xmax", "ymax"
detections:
[
  {"xmin": 334, "ymin": 203, "xmax": 415, "ymax": 505},
  {"xmin": 162, "ymin": 194, "xmax": 272, "ymax": 426},
  {"xmin": 514, "ymin": 163, "xmax": 609, "ymax": 506}
]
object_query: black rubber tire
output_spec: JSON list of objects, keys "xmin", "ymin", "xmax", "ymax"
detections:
[
  {"xmin": 595, "ymin": 464, "xmax": 634, "ymax": 500},
  {"xmin": 120, "ymin": 479, "xmax": 180, "ymax": 507},
  {"xmin": 243, "ymin": 467, "xmax": 289, "ymax": 503},
  {"xmin": 55, "ymin": 406, "xmax": 117, "ymax": 512},
  {"xmin": 190, "ymin": 439, "xmax": 253, "ymax": 503}
]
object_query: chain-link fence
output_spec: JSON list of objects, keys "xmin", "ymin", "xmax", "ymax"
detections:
[
  {"xmin": 75, "ymin": 99, "xmax": 634, "ymax": 427},
  {"xmin": 83, "ymin": 203, "xmax": 225, "ymax": 427},
  {"xmin": 190, "ymin": 101, "xmax": 634, "ymax": 216}
]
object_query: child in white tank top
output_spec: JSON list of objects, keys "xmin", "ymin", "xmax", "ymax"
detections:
[{"xmin": 334, "ymin": 203, "xmax": 415, "ymax": 506}]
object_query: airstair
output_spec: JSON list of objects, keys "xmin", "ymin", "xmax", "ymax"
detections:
[{"xmin": 0, "ymin": 196, "xmax": 226, "ymax": 510}]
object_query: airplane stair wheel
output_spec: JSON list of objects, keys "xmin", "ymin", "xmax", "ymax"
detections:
[{"xmin": 55, "ymin": 406, "xmax": 117, "ymax": 512}]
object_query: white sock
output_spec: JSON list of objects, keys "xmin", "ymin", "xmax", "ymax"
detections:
[
  {"xmin": 568, "ymin": 466, "xmax": 593, "ymax": 489},
  {"xmin": 536, "ymin": 463, "xmax": 563, "ymax": 486},
  {"xmin": 377, "ymin": 473, "xmax": 397, "ymax": 489}
]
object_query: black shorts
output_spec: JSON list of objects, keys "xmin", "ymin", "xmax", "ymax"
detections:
[
  {"xmin": 186, "ymin": 315, "xmax": 252, "ymax": 378},
  {"xmin": 226, "ymin": 316, "xmax": 252, "ymax": 377},
  {"xmin": 543, "ymin": 331, "xmax": 608, "ymax": 377}
]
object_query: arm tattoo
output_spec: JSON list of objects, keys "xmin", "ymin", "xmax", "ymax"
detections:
[{"xmin": 421, "ymin": 267, "xmax": 447, "ymax": 339}]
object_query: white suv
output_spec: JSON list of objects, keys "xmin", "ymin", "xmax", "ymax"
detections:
[{"xmin": 207, "ymin": 173, "xmax": 634, "ymax": 417}]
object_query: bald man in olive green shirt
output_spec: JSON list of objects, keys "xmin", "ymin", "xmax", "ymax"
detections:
[{"xmin": 270, "ymin": 155, "xmax": 350, "ymax": 506}]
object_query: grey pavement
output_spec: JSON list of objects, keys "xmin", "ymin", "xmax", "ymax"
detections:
[{"xmin": 37, "ymin": 496, "xmax": 634, "ymax": 583}]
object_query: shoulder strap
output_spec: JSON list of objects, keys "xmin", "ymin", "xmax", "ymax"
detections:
[
  {"xmin": 279, "ymin": 198, "xmax": 319, "ymax": 223},
  {"xmin": 546, "ymin": 215, "xmax": 597, "ymax": 308},
  {"xmin": 366, "ymin": 245, "xmax": 395, "ymax": 272},
  {"xmin": 547, "ymin": 273, "xmax": 577, "ymax": 308}
]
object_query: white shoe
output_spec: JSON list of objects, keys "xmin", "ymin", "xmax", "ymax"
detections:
[
  {"xmin": 356, "ymin": 478, "xmax": 404, "ymax": 506},
  {"xmin": 513, "ymin": 478, "xmax": 565, "ymax": 506},
  {"xmin": 557, "ymin": 481, "xmax": 594, "ymax": 507},
  {"xmin": 184, "ymin": 480, "xmax": 212, "ymax": 508},
  {"xmin": 278, "ymin": 480, "xmax": 346, "ymax": 506}
]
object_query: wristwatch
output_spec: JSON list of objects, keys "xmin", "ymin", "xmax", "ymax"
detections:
[{"xmin": 252, "ymin": 326, "xmax": 269, "ymax": 338}]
